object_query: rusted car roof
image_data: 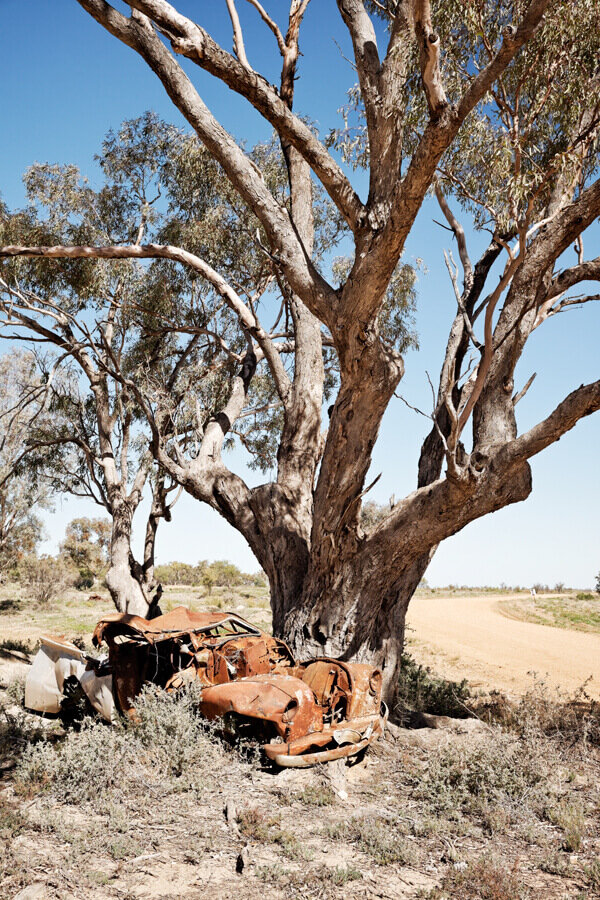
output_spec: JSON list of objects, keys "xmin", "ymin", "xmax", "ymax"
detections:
[{"xmin": 93, "ymin": 607, "xmax": 263, "ymax": 645}]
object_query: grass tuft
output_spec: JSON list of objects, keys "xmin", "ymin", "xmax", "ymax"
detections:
[
  {"xmin": 545, "ymin": 798, "xmax": 586, "ymax": 852},
  {"xmin": 420, "ymin": 857, "xmax": 530, "ymax": 899},
  {"xmin": 295, "ymin": 782, "xmax": 337, "ymax": 807},
  {"xmin": 327, "ymin": 814, "xmax": 419, "ymax": 866}
]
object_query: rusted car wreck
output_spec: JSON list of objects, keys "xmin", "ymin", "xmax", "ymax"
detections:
[{"xmin": 25, "ymin": 606, "xmax": 387, "ymax": 767}]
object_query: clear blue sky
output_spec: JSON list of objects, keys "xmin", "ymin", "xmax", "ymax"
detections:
[{"xmin": 1, "ymin": 1, "xmax": 598, "ymax": 588}]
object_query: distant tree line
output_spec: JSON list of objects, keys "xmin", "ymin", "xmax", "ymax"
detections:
[
  {"xmin": 1, "ymin": 507, "xmax": 265, "ymax": 601},
  {"xmin": 153, "ymin": 559, "xmax": 266, "ymax": 592}
]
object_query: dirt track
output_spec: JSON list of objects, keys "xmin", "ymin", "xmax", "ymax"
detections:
[{"xmin": 406, "ymin": 593, "xmax": 600, "ymax": 699}]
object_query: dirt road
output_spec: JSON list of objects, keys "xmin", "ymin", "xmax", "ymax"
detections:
[{"xmin": 406, "ymin": 593, "xmax": 600, "ymax": 699}]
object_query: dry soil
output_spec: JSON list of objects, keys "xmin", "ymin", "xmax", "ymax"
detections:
[{"xmin": 407, "ymin": 592, "xmax": 600, "ymax": 699}]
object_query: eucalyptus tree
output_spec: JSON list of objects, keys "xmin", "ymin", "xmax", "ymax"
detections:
[
  {"xmin": 0, "ymin": 277, "xmax": 182, "ymax": 611},
  {"xmin": 2, "ymin": 1, "xmax": 600, "ymax": 701},
  {"xmin": 61, "ymin": 517, "xmax": 112, "ymax": 583},
  {"xmin": 0, "ymin": 116, "xmax": 241, "ymax": 612},
  {"xmin": 0, "ymin": 348, "xmax": 53, "ymax": 572},
  {"xmin": 0, "ymin": 113, "xmax": 345, "ymax": 612}
]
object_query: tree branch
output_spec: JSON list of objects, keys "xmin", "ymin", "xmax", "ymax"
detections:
[
  {"xmin": 414, "ymin": 0, "xmax": 447, "ymax": 118},
  {"xmin": 457, "ymin": 244, "xmax": 524, "ymax": 435},
  {"xmin": 504, "ymin": 379, "xmax": 600, "ymax": 463},
  {"xmin": 342, "ymin": 1, "xmax": 552, "ymax": 322},
  {"xmin": 0, "ymin": 241, "xmax": 292, "ymax": 402},
  {"xmin": 336, "ymin": 0, "xmax": 382, "ymax": 148},
  {"xmin": 244, "ymin": 0, "xmax": 286, "ymax": 53},
  {"xmin": 456, "ymin": 0, "xmax": 552, "ymax": 124},
  {"xmin": 512, "ymin": 372, "xmax": 536, "ymax": 406},
  {"xmin": 434, "ymin": 180, "xmax": 472, "ymax": 288},
  {"xmin": 97, "ymin": 0, "xmax": 364, "ymax": 232},
  {"xmin": 546, "ymin": 255, "xmax": 600, "ymax": 301},
  {"xmin": 225, "ymin": 0, "xmax": 251, "ymax": 69},
  {"xmin": 76, "ymin": 0, "xmax": 338, "ymax": 322}
]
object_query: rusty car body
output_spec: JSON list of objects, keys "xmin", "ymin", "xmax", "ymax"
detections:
[{"xmin": 25, "ymin": 606, "xmax": 387, "ymax": 766}]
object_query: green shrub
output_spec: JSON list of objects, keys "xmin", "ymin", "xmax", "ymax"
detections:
[
  {"xmin": 15, "ymin": 721, "xmax": 138, "ymax": 803},
  {"xmin": 256, "ymin": 863, "xmax": 361, "ymax": 899},
  {"xmin": 153, "ymin": 559, "xmax": 266, "ymax": 588},
  {"xmin": 397, "ymin": 653, "xmax": 472, "ymax": 719},
  {"xmin": 237, "ymin": 807, "xmax": 282, "ymax": 842},
  {"xmin": 0, "ymin": 704, "xmax": 49, "ymax": 765},
  {"xmin": 296, "ymin": 783, "xmax": 336, "ymax": 807},
  {"xmin": 5, "ymin": 675, "xmax": 26, "ymax": 706},
  {"xmin": 414, "ymin": 728, "xmax": 558, "ymax": 825},
  {"xmin": 154, "ymin": 561, "xmax": 203, "ymax": 585},
  {"xmin": 0, "ymin": 804, "xmax": 27, "ymax": 841},
  {"xmin": 75, "ymin": 567, "xmax": 95, "ymax": 590},
  {"xmin": 132, "ymin": 683, "xmax": 226, "ymax": 778},
  {"xmin": 13, "ymin": 684, "xmax": 230, "ymax": 806}
]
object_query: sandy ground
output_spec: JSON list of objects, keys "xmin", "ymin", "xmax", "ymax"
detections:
[{"xmin": 406, "ymin": 593, "xmax": 600, "ymax": 699}]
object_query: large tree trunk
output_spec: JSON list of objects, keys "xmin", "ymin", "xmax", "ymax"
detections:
[
  {"xmin": 105, "ymin": 500, "xmax": 150, "ymax": 616},
  {"xmin": 279, "ymin": 551, "xmax": 434, "ymax": 707},
  {"xmin": 267, "ymin": 390, "xmax": 533, "ymax": 708}
]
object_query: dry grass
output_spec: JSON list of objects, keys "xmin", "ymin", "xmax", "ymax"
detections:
[
  {"xmin": 475, "ymin": 676, "xmax": 600, "ymax": 747},
  {"xmin": 419, "ymin": 857, "xmax": 532, "ymax": 899},
  {"xmin": 327, "ymin": 814, "xmax": 421, "ymax": 866},
  {"xmin": 1, "ymin": 586, "xmax": 600, "ymax": 899},
  {"xmin": 498, "ymin": 593, "xmax": 600, "ymax": 634}
]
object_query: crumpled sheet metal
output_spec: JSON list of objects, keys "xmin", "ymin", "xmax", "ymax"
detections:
[
  {"xmin": 199, "ymin": 673, "xmax": 323, "ymax": 743},
  {"xmin": 25, "ymin": 607, "xmax": 386, "ymax": 766},
  {"xmin": 25, "ymin": 635, "xmax": 115, "ymax": 722},
  {"xmin": 92, "ymin": 607, "xmax": 237, "ymax": 646},
  {"xmin": 93, "ymin": 607, "xmax": 296, "ymax": 718},
  {"xmin": 263, "ymin": 704, "xmax": 389, "ymax": 767}
]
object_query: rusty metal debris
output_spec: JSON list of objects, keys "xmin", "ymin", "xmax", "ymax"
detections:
[{"xmin": 25, "ymin": 607, "xmax": 387, "ymax": 766}]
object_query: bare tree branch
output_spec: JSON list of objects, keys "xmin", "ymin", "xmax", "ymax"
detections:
[
  {"xmin": 546, "ymin": 255, "xmax": 600, "ymax": 300},
  {"xmin": 244, "ymin": 0, "xmax": 286, "ymax": 53},
  {"xmin": 414, "ymin": 0, "xmax": 447, "ymax": 118},
  {"xmin": 457, "ymin": 245, "xmax": 524, "ymax": 435},
  {"xmin": 225, "ymin": 0, "xmax": 251, "ymax": 69},
  {"xmin": 435, "ymin": 180, "xmax": 472, "ymax": 288},
  {"xmin": 505, "ymin": 379, "xmax": 600, "ymax": 463},
  {"xmin": 91, "ymin": 0, "xmax": 364, "ymax": 232},
  {"xmin": 0, "ymin": 241, "xmax": 292, "ymax": 402},
  {"xmin": 512, "ymin": 372, "xmax": 536, "ymax": 406},
  {"xmin": 336, "ymin": 0, "xmax": 382, "ymax": 148},
  {"xmin": 76, "ymin": 0, "xmax": 339, "ymax": 322}
]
